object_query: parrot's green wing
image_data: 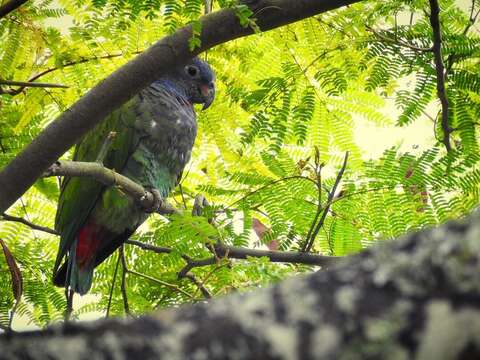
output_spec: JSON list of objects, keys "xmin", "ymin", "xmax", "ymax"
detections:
[{"xmin": 53, "ymin": 98, "xmax": 141, "ymax": 274}]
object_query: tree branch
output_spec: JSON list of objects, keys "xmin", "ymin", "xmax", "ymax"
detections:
[
  {"xmin": 0, "ymin": 0, "xmax": 363, "ymax": 214},
  {"xmin": 43, "ymin": 160, "xmax": 178, "ymax": 215},
  {"xmin": 366, "ymin": 26, "xmax": 433, "ymax": 52},
  {"xmin": 0, "ymin": 213, "xmax": 58, "ymax": 235},
  {"xmin": 214, "ymin": 243, "xmax": 337, "ymax": 267},
  {"xmin": 126, "ymin": 240, "xmax": 337, "ymax": 268},
  {"xmin": 2, "ymin": 209, "xmax": 480, "ymax": 358},
  {"xmin": 119, "ymin": 246, "xmax": 132, "ymax": 317},
  {"xmin": 125, "ymin": 239, "xmax": 173, "ymax": 254},
  {"xmin": 0, "ymin": 80, "xmax": 68, "ymax": 96},
  {"xmin": 126, "ymin": 268, "xmax": 194, "ymax": 300},
  {"xmin": 105, "ymin": 251, "xmax": 121, "ymax": 318},
  {"xmin": 0, "ymin": 0, "xmax": 28, "ymax": 19},
  {"xmin": 428, "ymin": 0, "xmax": 452, "ymax": 152},
  {"xmin": 302, "ymin": 152, "xmax": 349, "ymax": 252}
]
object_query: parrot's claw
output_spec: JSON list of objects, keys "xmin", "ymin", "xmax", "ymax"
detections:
[
  {"xmin": 143, "ymin": 187, "xmax": 162, "ymax": 213},
  {"xmin": 192, "ymin": 194, "xmax": 210, "ymax": 216}
]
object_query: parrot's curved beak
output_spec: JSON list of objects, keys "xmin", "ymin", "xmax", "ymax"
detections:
[{"xmin": 200, "ymin": 82, "xmax": 215, "ymax": 110}]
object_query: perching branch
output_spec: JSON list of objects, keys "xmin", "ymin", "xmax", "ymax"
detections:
[
  {"xmin": 428, "ymin": 0, "xmax": 452, "ymax": 152},
  {"xmin": 0, "ymin": 0, "xmax": 363, "ymax": 214},
  {"xmin": 0, "ymin": 0, "xmax": 28, "ymax": 19},
  {"xmin": 43, "ymin": 160, "xmax": 178, "ymax": 216}
]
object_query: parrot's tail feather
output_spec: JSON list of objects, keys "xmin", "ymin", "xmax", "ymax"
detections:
[
  {"xmin": 76, "ymin": 221, "xmax": 102, "ymax": 269},
  {"xmin": 53, "ymin": 262, "xmax": 67, "ymax": 287},
  {"xmin": 53, "ymin": 220, "xmax": 106, "ymax": 295}
]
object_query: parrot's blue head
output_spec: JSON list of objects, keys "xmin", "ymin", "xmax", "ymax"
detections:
[{"xmin": 167, "ymin": 57, "xmax": 216, "ymax": 110}]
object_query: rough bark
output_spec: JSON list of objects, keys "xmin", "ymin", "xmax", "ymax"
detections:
[
  {"xmin": 2, "ymin": 210, "xmax": 480, "ymax": 359},
  {"xmin": 0, "ymin": 0, "xmax": 28, "ymax": 19},
  {"xmin": 0, "ymin": 0, "xmax": 362, "ymax": 214}
]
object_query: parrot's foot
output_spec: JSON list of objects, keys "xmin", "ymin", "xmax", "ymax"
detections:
[
  {"xmin": 143, "ymin": 187, "xmax": 162, "ymax": 213},
  {"xmin": 192, "ymin": 194, "xmax": 210, "ymax": 217}
]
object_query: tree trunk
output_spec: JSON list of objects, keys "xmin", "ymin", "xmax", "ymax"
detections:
[{"xmin": 2, "ymin": 210, "xmax": 480, "ymax": 359}]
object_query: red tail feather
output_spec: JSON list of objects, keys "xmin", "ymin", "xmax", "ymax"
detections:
[{"xmin": 76, "ymin": 221, "xmax": 102, "ymax": 269}]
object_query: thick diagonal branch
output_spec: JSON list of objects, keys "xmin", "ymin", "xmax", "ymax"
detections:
[{"xmin": 0, "ymin": 0, "xmax": 28, "ymax": 19}]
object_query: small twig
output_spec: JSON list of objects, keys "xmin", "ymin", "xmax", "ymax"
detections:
[
  {"xmin": 215, "ymin": 243, "xmax": 338, "ymax": 267},
  {"xmin": 302, "ymin": 152, "xmax": 349, "ymax": 253},
  {"xmin": 366, "ymin": 26, "xmax": 433, "ymax": 52},
  {"xmin": 305, "ymin": 148, "xmax": 324, "ymax": 247},
  {"xmin": 228, "ymin": 175, "xmax": 317, "ymax": 209},
  {"xmin": 463, "ymin": 0, "xmax": 480, "ymax": 36},
  {"xmin": 1, "ymin": 213, "xmax": 58, "ymax": 235},
  {"xmin": 444, "ymin": 0, "xmax": 480, "ymax": 75},
  {"xmin": 119, "ymin": 246, "xmax": 132, "ymax": 317},
  {"xmin": 204, "ymin": 0, "xmax": 212, "ymax": 15},
  {"xmin": 182, "ymin": 273, "xmax": 212, "ymax": 299},
  {"xmin": 95, "ymin": 132, "xmax": 116, "ymax": 164},
  {"xmin": 127, "ymin": 269, "xmax": 194, "ymax": 299},
  {"xmin": 64, "ymin": 288, "xmax": 74, "ymax": 322},
  {"xmin": 105, "ymin": 251, "xmax": 121, "ymax": 318},
  {"xmin": 178, "ymin": 257, "xmax": 217, "ymax": 278},
  {"xmin": 125, "ymin": 239, "xmax": 172, "ymax": 254},
  {"xmin": 0, "ymin": 79, "xmax": 69, "ymax": 95},
  {"xmin": 178, "ymin": 183, "xmax": 188, "ymax": 210},
  {"xmin": 127, "ymin": 240, "xmax": 338, "ymax": 268},
  {"xmin": 12, "ymin": 51, "xmax": 144, "ymax": 96},
  {"xmin": 0, "ymin": 0, "xmax": 28, "ymax": 19},
  {"xmin": 428, "ymin": 0, "xmax": 452, "ymax": 152}
]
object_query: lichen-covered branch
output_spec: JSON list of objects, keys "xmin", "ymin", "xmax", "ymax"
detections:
[{"xmin": 3, "ymin": 209, "xmax": 480, "ymax": 358}]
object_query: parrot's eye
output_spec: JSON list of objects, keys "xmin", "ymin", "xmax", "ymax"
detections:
[{"xmin": 185, "ymin": 65, "xmax": 199, "ymax": 78}]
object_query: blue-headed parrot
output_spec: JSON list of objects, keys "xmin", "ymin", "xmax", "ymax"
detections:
[{"xmin": 53, "ymin": 57, "xmax": 215, "ymax": 295}]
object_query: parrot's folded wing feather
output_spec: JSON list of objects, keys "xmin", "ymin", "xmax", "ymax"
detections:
[{"xmin": 53, "ymin": 98, "xmax": 141, "ymax": 274}]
